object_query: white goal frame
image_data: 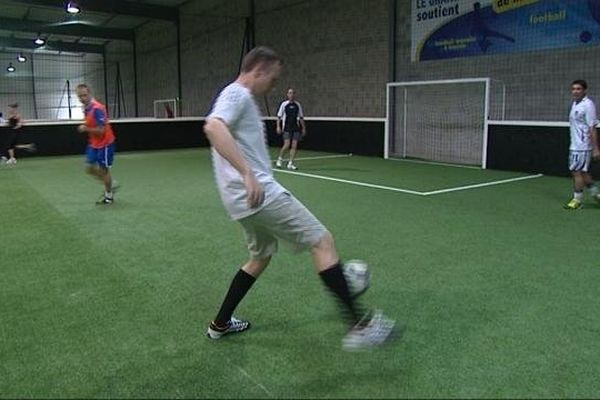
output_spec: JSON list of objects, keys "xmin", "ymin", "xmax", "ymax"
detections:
[
  {"xmin": 153, "ymin": 98, "xmax": 180, "ymax": 118},
  {"xmin": 385, "ymin": 78, "xmax": 491, "ymax": 169}
]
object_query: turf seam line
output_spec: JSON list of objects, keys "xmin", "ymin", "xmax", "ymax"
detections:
[{"xmin": 234, "ymin": 364, "xmax": 274, "ymax": 397}]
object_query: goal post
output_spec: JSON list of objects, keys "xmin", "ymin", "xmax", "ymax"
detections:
[
  {"xmin": 153, "ymin": 98, "xmax": 180, "ymax": 118},
  {"xmin": 385, "ymin": 78, "xmax": 503, "ymax": 168}
]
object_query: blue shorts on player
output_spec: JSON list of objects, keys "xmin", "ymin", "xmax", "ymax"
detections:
[{"xmin": 86, "ymin": 143, "xmax": 115, "ymax": 168}]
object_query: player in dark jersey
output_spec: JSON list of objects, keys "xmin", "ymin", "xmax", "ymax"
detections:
[
  {"xmin": 275, "ymin": 88, "xmax": 306, "ymax": 170},
  {"xmin": 4, "ymin": 103, "xmax": 35, "ymax": 165}
]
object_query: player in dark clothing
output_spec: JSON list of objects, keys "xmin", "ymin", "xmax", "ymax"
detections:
[
  {"xmin": 4, "ymin": 103, "xmax": 35, "ymax": 165},
  {"xmin": 275, "ymin": 88, "xmax": 306, "ymax": 170}
]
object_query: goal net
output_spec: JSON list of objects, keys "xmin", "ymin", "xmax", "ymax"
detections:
[
  {"xmin": 385, "ymin": 78, "xmax": 504, "ymax": 168},
  {"xmin": 153, "ymin": 98, "xmax": 180, "ymax": 118}
]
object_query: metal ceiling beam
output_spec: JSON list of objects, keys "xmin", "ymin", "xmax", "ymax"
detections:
[
  {"xmin": 0, "ymin": 17, "xmax": 134, "ymax": 40},
  {"xmin": 14, "ymin": 0, "xmax": 179, "ymax": 22},
  {"xmin": 0, "ymin": 37, "xmax": 104, "ymax": 54}
]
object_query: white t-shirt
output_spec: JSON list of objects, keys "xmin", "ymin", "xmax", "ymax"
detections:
[
  {"xmin": 208, "ymin": 81, "xmax": 286, "ymax": 220},
  {"xmin": 569, "ymin": 96, "xmax": 598, "ymax": 151}
]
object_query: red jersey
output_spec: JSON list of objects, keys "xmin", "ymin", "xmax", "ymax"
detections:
[{"xmin": 85, "ymin": 99, "xmax": 115, "ymax": 148}]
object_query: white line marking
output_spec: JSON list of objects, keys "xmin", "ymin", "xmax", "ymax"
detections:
[
  {"xmin": 387, "ymin": 157, "xmax": 481, "ymax": 170},
  {"xmin": 420, "ymin": 173, "xmax": 544, "ymax": 196},
  {"xmin": 273, "ymin": 153, "xmax": 353, "ymax": 163},
  {"xmin": 489, "ymin": 120, "xmax": 569, "ymax": 127},
  {"xmin": 275, "ymin": 169, "xmax": 425, "ymax": 195},
  {"xmin": 235, "ymin": 365, "xmax": 274, "ymax": 398},
  {"xmin": 275, "ymin": 169, "xmax": 544, "ymax": 197}
]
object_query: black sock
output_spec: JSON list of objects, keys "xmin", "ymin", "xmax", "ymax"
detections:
[
  {"xmin": 319, "ymin": 262, "xmax": 362, "ymax": 325},
  {"xmin": 214, "ymin": 269, "xmax": 256, "ymax": 326}
]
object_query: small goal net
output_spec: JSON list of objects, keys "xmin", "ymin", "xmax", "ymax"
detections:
[
  {"xmin": 153, "ymin": 98, "xmax": 180, "ymax": 118},
  {"xmin": 385, "ymin": 78, "xmax": 504, "ymax": 168}
]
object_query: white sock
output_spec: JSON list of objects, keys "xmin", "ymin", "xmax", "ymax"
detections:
[
  {"xmin": 574, "ymin": 191, "xmax": 584, "ymax": 202},
  {"xmin": 105, "ymin": 191, "xmax": 113, "ymax": 199}
]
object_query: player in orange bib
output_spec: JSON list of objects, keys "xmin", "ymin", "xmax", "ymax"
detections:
[{"xmin": 76, "ymin": 84, "xmax": 118, "ymax": 205}]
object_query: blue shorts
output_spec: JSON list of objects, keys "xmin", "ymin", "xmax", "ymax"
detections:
[{"xmin": 86, "ymin": 143, "xmax": 115, "ymax": 168}]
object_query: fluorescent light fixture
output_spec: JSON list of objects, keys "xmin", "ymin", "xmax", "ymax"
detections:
[
  {"xmin": 7, "ymin": 63, "xmax": 16, "ymax": 72},
  {"xmin": 66, "ymin": 1, "xmax": 80, "ymax": 14},
  {"xmin": 17, "ymin": 53, "xmax": 27, "ymax": 63}
]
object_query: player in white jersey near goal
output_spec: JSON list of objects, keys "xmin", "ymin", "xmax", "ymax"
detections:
[
  {"xmin": 564, "ymin": 80, "xmax": 600, "ymax": 209},
  {"xmin": 203, "ymin": 46, "xmax": 395, "ymax": 350}
]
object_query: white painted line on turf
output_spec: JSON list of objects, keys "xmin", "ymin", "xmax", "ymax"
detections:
[
  {"xmin": 275, "ymin": 169, "xmax": 425, "ymax": 195},
  {"xmin": 294, "ymin": 153, "xmax": 353, "ymax": 161},
  {"xmin": 235, "ymin": 365, "xmax": 274, "ymax": 398},
  {"xmin": 273, "ymin": 153, "xmax": 353, "ymax": 163},
  {"xmin": 275, "ymin": 169, "xmax": 544, "ymax": 197},
  {"xmin": 420, "ymin": 173, "xmax": 544, "ymax": 196}
]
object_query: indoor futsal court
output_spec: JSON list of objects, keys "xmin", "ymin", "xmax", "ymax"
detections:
[{"xmin": 2, "ymin": 0, "xmax": 600, "ymax": 398}]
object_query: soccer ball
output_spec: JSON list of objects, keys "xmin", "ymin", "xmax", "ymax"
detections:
[{"xmin": 343, "ymin": 260, "xmax": 370, "ymax": 297}]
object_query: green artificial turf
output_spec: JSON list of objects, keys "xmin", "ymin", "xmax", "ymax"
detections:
[{"xmin": 1, "ymin": 148, "xmax": 599, "ymax": 398}]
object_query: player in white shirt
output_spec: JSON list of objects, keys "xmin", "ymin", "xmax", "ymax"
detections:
[
  {"xmin": 203, "ymin": 47, "xmax": 395, "ymax": 350},
  {"xmin": 564, "ymin": 80, "xmax": 600, "ymax": 209},
  {"xmin": 275, "ymin": 88, "xmax": 306, "ymax": 170}
]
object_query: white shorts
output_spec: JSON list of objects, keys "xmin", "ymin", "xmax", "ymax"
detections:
[
  {"xmin": 569, "ymin": 150, "xmax": 592, "ymax": 172},
  {"xmin": 239, "ymin": 192, "xmax": 328, "ymax": 260}
]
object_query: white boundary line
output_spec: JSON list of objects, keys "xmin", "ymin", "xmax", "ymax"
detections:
[
  {"xmin": 421, "ymin": 174, "xmax": 544, "ymax": 196},
  {"xmin": 23, "ymin": 117, "xmax": 573, "ymax": 127},
  {"xmin": 274, "ymin": 153, "xmax": 353, "ymax": 162},
  {"xmin": 275, "ymin": 169, "xmax": 424, "ymax": 195},
  {"xmin": 274, "ymin": 169, "xmax": 544, "ymax": 197}
]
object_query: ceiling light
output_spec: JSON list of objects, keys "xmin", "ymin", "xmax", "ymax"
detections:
[
  {"xmin": 7, "ymin": 63, "xmax": 16, "ymax": 73},
  {"xmin": 34, "ymin": 35, "xmax": 46, "ymax": 46},
  {"xmin": 17, "ymin": 53, "xmax": 27, "ymax": 63},
  {"xmin": 66, "ymin": 1, "xmax": 80, "ymax": 14}
]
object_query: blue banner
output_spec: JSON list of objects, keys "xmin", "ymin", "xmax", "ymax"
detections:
[{"xmin": 412, "ymin": 0, "xmax": 600, "ymax": 61}]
